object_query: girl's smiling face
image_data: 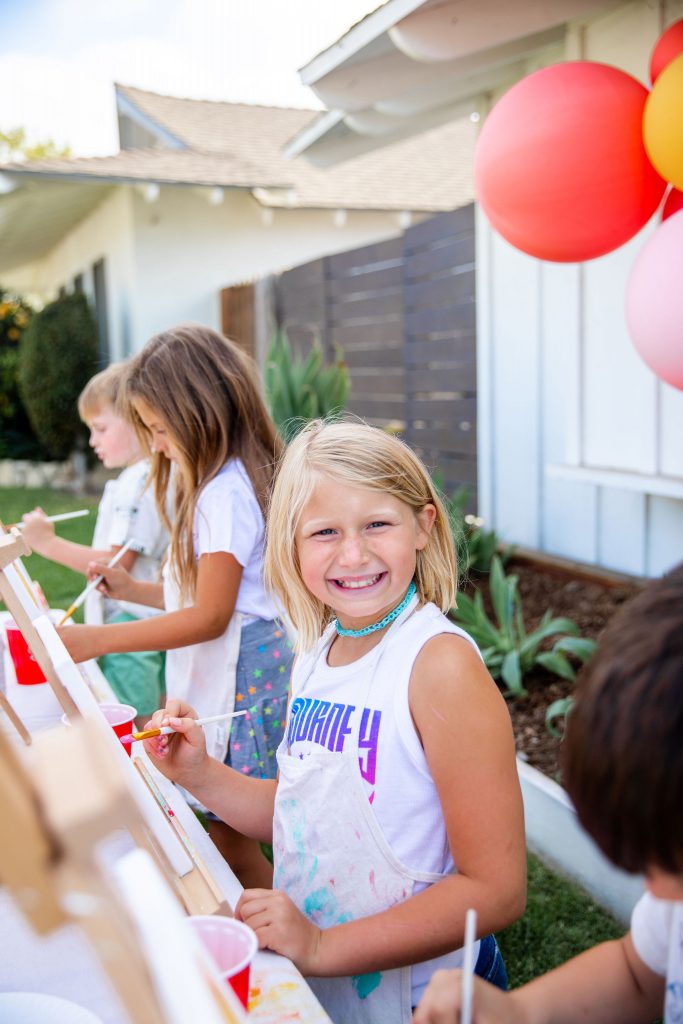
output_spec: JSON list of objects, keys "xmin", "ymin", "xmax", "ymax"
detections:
[
  {"xmin": 133, "ymin": 398, "xmax": 180, "ymax": 462},
  {"xmin": 296, "ymin": 475, "xmax": 436, "ymax": 632}
]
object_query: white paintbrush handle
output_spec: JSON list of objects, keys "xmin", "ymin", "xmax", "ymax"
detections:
[
  {"xmin": 157, "ymin": 709, "xmax": 248, "ymax": 735},
  {"xmin": 461, "ymin": 908, "xmax": 477, "ymax": 1024}
]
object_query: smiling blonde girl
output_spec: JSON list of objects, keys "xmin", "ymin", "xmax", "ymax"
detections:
[{"xmin": 140, "ymin": 418, "xmax": 526, "ymax": 1024}]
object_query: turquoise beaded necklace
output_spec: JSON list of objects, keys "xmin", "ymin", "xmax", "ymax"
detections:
[{"xmin": 334, "ymin": 581, "xmax": 417, "ymax": 638}]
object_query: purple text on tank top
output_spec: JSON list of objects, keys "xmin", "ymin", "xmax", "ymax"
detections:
[{"xmin": 287, "ymin": 697, "xmax": 382, "ymax": 786}]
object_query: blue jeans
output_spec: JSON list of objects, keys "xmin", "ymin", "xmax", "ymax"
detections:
[{"xmin": 474, "ymin": 934, "xmax": 508, "ymax": 991}]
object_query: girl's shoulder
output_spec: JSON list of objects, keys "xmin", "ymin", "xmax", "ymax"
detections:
[
  {"xmin": 401, "ymin": 602, "xmax": 481, "ymax": 659},
  {"xmin": 198, "ymin": 459, "xmax": 257, "ymax": 507}
]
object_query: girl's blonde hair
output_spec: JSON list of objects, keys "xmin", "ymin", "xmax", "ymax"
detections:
[
  {"xmin": 265, "ymin": 419, "xmax": 457, "ymax": 652},
  {"xmin": 121, "ymin": 325, "xmax": 282, "ymax": 601},
  {"xmin": 78, "ymin": 362, "xmax": 127, "ymax": 421}
]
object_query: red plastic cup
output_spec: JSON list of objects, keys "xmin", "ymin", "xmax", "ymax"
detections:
[
  {"xmin": 5, "ymin": 623, "xmax": 46, "ymax": 684},
  {"xmin": 99, "ymin": 703, "xmax": 137, "ymax": 757},
  {"xmin": 63, "ymin": 703, "xmax": 137, "ymax": 757},
  {"xmin": 188, "ymin": 916, "xmax": 257, "ymax": 1009}
]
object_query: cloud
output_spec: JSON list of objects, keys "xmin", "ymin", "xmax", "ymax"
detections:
[{"xmin": 0, "ymin": 0, "xmax": 375, "ymax": 155}]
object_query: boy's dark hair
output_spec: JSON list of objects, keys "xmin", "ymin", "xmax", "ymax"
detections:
[{"xmin": 562, "ymin": 562, "xmax": 683, "ymax": 876}]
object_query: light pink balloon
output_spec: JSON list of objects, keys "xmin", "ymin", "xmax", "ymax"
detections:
[{"xmin": 626, "ymin": 210, "xmax": 683, "ymax": 390}]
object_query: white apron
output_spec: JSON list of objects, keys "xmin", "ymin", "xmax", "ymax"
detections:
[
  {"xmin": 162, "ymin": 563, "xmax": 241, "ymax": 764},
  {"xmin": 272, "ymin": 611, "xmax": 452, "ymax": 1024}
]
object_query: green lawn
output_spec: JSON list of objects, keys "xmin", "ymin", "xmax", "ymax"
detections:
[
  {"xmin": 1, "ymin": 486, "xmax": 627, "ymax": 988},
  {"xmin": 500, "ymin": 853, "xmax": 624, "ymax": 987},
  {"xmin": 0, "ymin": 486, "xmax": 99, "ymax": 621}
]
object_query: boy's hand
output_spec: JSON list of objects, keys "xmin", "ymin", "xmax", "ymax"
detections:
[
  {"xmin": 413, "ymin": 970, "xmax": 526, "ymax": 1024},
  {"xmin": 235, "ymin": 889, "xmax": 322, "ymax": 975},
  {"xmin": 88, "ymin": 560, "xmax": 134, "ymax": 601},
  {"xmin": 142, "ymin": 699, "xmax": 210, "ymax": 791},
  {"xmin": 21, "ymin": 508, "xmax": 56, "ymax": 555},
  {"xmin": 57, "ymin": 624, "xmax": 102, "ymax": 663}
]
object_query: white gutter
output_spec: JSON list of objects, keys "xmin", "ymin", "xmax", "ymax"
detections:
[{"xmin": 298, "ymin": 0, "xmax": 424, "ymax": 85}]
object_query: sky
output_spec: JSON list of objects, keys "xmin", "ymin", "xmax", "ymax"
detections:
[{"xmin": 0, "ymin": 0, "xmax": 378, "ymax": 156}]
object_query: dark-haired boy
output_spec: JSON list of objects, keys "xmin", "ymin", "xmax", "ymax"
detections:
[{"xmin": 413, "ymin": 562, "xmax": 683, "ymax": 1024}]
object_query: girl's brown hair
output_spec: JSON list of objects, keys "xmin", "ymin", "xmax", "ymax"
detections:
[
  {"xmin": 264, "ymin": 419, "xmax": 457, "ymax": 652},
  {"xmin": 121, "ymin": 325, "xmax": 281, "ymax": 601}
]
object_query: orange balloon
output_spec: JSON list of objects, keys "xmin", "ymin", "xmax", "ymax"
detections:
[
  {"xmin": 650, "ymin": 18, "xmax": 683, "ymax": 83},
  {"xmin": 643, "ymin": 53, "xmax": 683, "ymax": 191},
  {"xmin": 475, "ymin": 62, "xmax": 666, "ymax": 262}
]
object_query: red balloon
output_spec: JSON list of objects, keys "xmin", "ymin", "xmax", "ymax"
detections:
[
  {"xmin": 662, "ymin": 186, "xmax": 683, "ymax": 221},
  {"xmin": 650, "ymin": 19, "xmax": 683, "ymax": 83},
  {"xmin": 474, "ymin": 62, "xmax": 666, "ymax": 262}
]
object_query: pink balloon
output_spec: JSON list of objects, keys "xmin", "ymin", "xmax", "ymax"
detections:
[{"xmin": 626, "ymin": 210, "xmax": 683, "ymax": 390}]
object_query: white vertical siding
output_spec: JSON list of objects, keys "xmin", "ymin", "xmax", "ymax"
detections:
[{"xmin": 478, "ymin": 0, "xmax": 683, "ymax": 577}]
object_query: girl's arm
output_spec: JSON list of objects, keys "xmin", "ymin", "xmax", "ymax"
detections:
[
  {"xmin": 143, "ymin": 700, "xmax": 277, "ymax": 843},
  {"xmin": 413, "ymin": 931, "xmax": 665, "ymax": 1024},
  {"xmin": 238, "ymin": 634, "xmax": 527, "ymax": 976},
  {"xmin": 21, "ymin": 508, "xmax": 137, "ymax": 575},
  {"xmin": 58, "ymin": 551, "xmax": 241, "ymax": 662}
]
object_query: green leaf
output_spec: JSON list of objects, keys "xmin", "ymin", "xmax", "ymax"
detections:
[
  {"xmin": 545, "ymin": 697, "xmax": 575, "ymax": 737},
  {"xmin": 501, "ymin": 650, "xmax": 526, "ymax": 696},
  {"xmin": 536, "ymin": 651, "xmax": 576, "ymax": 682},
  {"xmin": 552, "ymin": 636, "xmax": 597, "ymax": 663}
]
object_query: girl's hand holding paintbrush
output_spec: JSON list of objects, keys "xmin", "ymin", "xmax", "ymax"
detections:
[
  {"xmin": 141, "ymin": 698, "xmax": 213, "ymax": 792},
  {"xmin": 87, "ymin": 559, "xmax": 137, "ymax": 602},
  {"xmin": 87, "ymin": 559, "xmax": 165, "ymax": 608}
]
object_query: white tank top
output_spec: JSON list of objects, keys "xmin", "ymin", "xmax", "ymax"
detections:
[{"xmin": 286, "ymin": 600, "xmax": 482, "ymax": 1004}]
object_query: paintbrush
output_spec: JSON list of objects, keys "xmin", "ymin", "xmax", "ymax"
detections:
[
  {"xmin": 461, "ymin": 907, "xmax": 477, "ymax": 1024},
  {"xmin": 58, "ymin": 537, "xmax": 139, "ymax": 626},
  {"xmin": 10, "ymin": 508, "xmax": 91, "ymax": 529},
  {"xmin": 123, "ymin": 709, "xmax": 248, "ymax": 743}
]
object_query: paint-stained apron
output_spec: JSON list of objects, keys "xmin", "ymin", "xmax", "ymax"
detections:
[
  {"xmin": 162, "ymin": 563, "xmax": 241, "ymax": 764},
  {"xmin": 273, "ymin": 740, "xmax": 449, "ymax": 1024}
]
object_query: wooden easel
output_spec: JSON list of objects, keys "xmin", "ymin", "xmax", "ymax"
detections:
[
  {"xmin": 0, "ymin": 530, "xmax": 230, "ymax": 918},
  {"xmin": 0, "ymin": 717, "xmax": 246, "ymax": 1023}
]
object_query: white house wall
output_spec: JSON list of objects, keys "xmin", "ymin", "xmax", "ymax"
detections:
[
  {"xmin": 477, "ymin": 0, "xmax": 683, "ymax": 577},
  {"xmin": 4, "ymin": 188, "xmax": 139, "ymax": 363},
  {"xmin": 128, "ymin": 187, "xmax": 407, "ymax": 348}
]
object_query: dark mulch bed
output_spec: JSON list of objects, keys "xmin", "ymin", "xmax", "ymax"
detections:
[{"xmin": 463, "ymin": 558, "xmax": 644, "ymax": 782}]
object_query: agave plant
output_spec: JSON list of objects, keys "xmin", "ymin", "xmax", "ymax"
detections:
[
  {"xmin": 435, "ymin": 478, "xmax": 512, "ymax": 576},
  {"xmin": 453, "ymin": 556, "xmax": 597, "ymax": 697},
  {"xmin": 264, "ymin": 329, "xmax": 349, "ymax": 443}
]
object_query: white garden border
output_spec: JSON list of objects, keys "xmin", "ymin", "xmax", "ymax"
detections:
[{"xmin": 517, "ymin": 758, "xmax": 643, "ymax": 926}]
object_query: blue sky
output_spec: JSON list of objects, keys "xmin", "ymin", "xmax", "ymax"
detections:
[{"xmin": 0, "ymin": 0, "xmax": 376, "ymax": 155}]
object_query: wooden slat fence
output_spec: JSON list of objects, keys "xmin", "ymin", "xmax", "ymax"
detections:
[{"xmin": 223, "ymin": 207, "xmax": 476, "ymax": 499}]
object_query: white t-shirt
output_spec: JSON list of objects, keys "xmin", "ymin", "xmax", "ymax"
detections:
[
  {"xmin": 163, "ymin": 459, "xmax": 277, "ymax": 762},
  {"xmin": 190, "ymin": 459, "xmax": 277, "ymax": 620},
  {"xmin": 631, "ymin": 892, "xmax": 683, "ymax": 1022},
  {"xmin": 87, "ymin": 460, "xmax": 168, "ymax": 622}
]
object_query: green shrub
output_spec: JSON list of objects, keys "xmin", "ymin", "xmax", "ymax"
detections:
[
  {"xmin": 0, "ymin": 288, "xmax": 45, "ymax": 458},
  {"xmin": 264, "ymin": 329, "xmax": 349, "ymax": 443},
  {"xmin": 18, "ymin": 293, "xmax": 98, "ymax": 460},
  {"xmin": 453, "ymin": 556, "xmax": 597, "ymax": 697}
]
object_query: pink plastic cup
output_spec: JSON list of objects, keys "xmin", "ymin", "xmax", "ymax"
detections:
[
  {"xmin": 5, "ymin": 623, "xmax": 46, "ymax": 684},
  {"xmin": 62, "ymin": 702, "xmax": 137, "ymax": 757},
  {"xmin": 188, "ymin": 916, "xmax": 257, "ymax": 1008}
]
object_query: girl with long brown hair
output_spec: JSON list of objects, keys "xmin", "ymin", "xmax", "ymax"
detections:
[{"xmin": 59, "ymin": 324, "xmax": 292, "ymax": 887}]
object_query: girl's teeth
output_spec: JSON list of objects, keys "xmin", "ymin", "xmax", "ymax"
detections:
[{"xmin": 338, "ymin": 574, "xmax": 381, "ymax": 589}]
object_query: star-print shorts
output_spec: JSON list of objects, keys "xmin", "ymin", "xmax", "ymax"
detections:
[{"xmin": 226, "ymin": 617, "xmax": 292, "ymax": 780}]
